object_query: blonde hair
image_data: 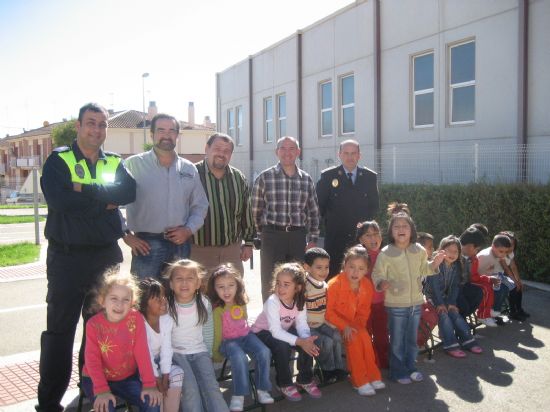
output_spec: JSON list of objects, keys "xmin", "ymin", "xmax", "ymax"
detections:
[
  {"xmin": 163, "ymin": 259, "xmax": 208, "ymax": 325},
  {"xmin": 91, "ymin": 269, "xmax": 139, "ymax": 314}
]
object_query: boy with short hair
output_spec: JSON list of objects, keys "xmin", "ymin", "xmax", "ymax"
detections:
[
  {"xmin": 417, "ymin": 232, "xmax": 435, "ymax": 258},
  {"xmin": 477, "ymin": 234, "xmax": 514, "ymax": 319},
  {"xmin": 459, "ymin": 226, "xmax": 499, "ymax": 327},
  {"xmin": 303, "ymin": 247, "xmax": 347, "ymax": 382}
]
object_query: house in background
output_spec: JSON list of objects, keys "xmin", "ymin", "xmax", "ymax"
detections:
[
  {"xmin": 217, "ymin": 0, "xmax": 550, "ymax": 184},
  {"xmin": 0, "ymin": 101, "xmax": 215, "ymax": 201}
]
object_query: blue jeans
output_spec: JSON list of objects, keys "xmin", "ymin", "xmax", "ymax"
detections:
[
  {"xmin": 493, "ymin": 283, "xmax": 510, "ymax": 313},
  {"xmin": 131, "ymin": 235, "xmax": 190, "ymax": 279},
  {"xmin": 173, "ymin": 352, "xmax": 229, "ymax": 412},
  {"xmin": 220, "ymin": 332, "xmax": 272, "ymax": 396},
  {"xmin": 387, "ymin": 305, "xmax": 421, "ymax": 381},
  {"xmin": 310, "ymin": 323, "xmax": 346, "ymax": 371},
  {"xmin": 438, "ymin": 310, "xmax": 476, "ymax": 350},
  {"xmin": 81, "ymin": 374, "xmax": 160, "ymax": 412}
]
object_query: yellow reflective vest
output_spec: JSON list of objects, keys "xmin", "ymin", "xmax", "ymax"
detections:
[{"xmin": 58, "ymin": 150, "xmax": 120, "ymax": 184}]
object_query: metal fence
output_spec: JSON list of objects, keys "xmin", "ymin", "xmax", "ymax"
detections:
[{"xmin": 233, "ymin": 142, "xmax": 550, "ymax": 185}]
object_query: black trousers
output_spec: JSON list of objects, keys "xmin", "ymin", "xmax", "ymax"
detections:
[
  {"xmin": 457, "ymin": 282, "xmax": 483, "ymax": 318},
  {"xmin": 36, "ymin": 242, "xmax": 122, "ymax": 412},
  {"xmin": 260, "ymin": 227, "xmax": 306, "ymax": 302},
  {"xmin": 255, "ymin": 329, "xmax": 313, "ymax": 387},
  {"xmin": 324, "ymin": 231, "xmax": 355, "ymax": 279}
]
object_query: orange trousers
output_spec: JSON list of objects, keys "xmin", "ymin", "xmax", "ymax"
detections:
[{"xmin": 344, "ymin": 328, "xmax": 381, "ymax": 387}]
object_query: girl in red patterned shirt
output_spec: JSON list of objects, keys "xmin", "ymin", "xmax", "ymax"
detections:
[{"xmin": 82, "ymin": 271, "xmax": 162, "ymax": 412}]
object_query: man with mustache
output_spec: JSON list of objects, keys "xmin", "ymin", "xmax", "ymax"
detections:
[
  {"xmin": 123, "ymin": 113, "xmax": 208, "ymax": 279},
  {"xmin": 191, "ymin": 133, "xmax": 255, "ymax": 274}
]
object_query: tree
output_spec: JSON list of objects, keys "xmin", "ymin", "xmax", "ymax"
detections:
[{"xmin": 51, "ymin": 121, "xmax": 77, "ymax": 148}]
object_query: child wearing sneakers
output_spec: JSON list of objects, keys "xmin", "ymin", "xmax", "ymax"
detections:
[
  {"xmin": 252, "ymin": 263, "xmax": 322, "ymax": 402},
  {"xmin": 459, "ymin": 226, "xmax": 498, "ymax": 327},
  {"xmin": 326, "ymin": 246, "xmax": 385, "ymax": 396},
  {"xmin": 303, "ymin": 247, "xmax": 347, "ymax": 382},
  {"xmin": 477, "ymin": 234, "xmax": 514, "ymax": 320}
]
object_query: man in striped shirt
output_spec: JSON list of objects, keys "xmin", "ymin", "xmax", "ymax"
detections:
[
  {"xmin": 252, "ymin": 136, "xmax": 320, "ymax": 301},
  {"xmin": 191, "ymin": 133, "xmax": 255, "ymax": 274}
]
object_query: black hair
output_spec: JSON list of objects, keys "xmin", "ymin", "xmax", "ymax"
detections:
[
  {"xmin": 356, "ymin": 220, "xmax": 381, "ymax": 243},
  {"xmin": 303, "ymin": 247, "xmax": 330, "ymax": 266},
  {"xmin": 137, "ymin": 277, "xmax": 165, "ymax": 316},
  {"xmin": 78, "ymin": 102, "xmax": 108, "ymax": 123},
  {"xmin": 459, "ymin": 226, "xmax": 486, "ymax": 248},
  {"xmin": 492, "ymin": 234, "xmax": 512, "ymax": 248},
  {"xmin": 150, "ymin": 113, "xmax": 180, "ymax": 134}
]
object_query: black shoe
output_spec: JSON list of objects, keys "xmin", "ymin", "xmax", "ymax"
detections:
[
  {"xmin": 320, "ymin": 370, "xmax": 337, "ymax": 384},
  {"xmin": 518, "ymin": 309, "xmax": 530, "ymax": 318},
  {"xmin": 509, "ymin": 312, "xmax": 527, "ymax": 321},
  {"xmin": 334, "ymin": 369, "xmax": 349, "ymax": 381},
  {"xmin": 495, "ymin": 316, "xmax": 506, "ymax": 325}
]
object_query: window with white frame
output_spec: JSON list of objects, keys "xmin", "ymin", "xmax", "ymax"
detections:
[
  {"xmin": 412, "ymin": 52, "xmax": 434, "ymax": 128},
  {"xmin": 227, "ymin": 108, "xmax": 235, "ymax": 138},
  {"xmin": 449, "ymin": 40, "xmax": 475, "ymax": 124},
  {"xmin": 340, "ymin": 74, "xmax": 355, "ymax": 134},
  {"xmin": 277, "ymin": 94, "xmax": 286, "ymax": 138},
  {"xmin": 320, "ymin": 81, "xmax": 332, "ymax": 137},
  {"xmin": 264, "ymin": 97, "xmax": 274, "ymax": 142},
  {"xmin": 236, "ymin": 106, "xmax": 243, "ymax": 146}
]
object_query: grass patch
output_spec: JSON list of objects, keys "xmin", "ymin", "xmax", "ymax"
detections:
[
  {"xmin": 0, "ymin": 242, "xmax": 41, "ymax": 266},
  {"xmin": 0, "ymin": 215, "xmax": 46, "ymax": 224},
  {"xmin": 0, "ymin": 204, "xmax": 46, "ymax": 209}
]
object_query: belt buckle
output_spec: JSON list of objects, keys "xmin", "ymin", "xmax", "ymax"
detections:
[{"xmin": 285, "ymin": 225, "xmax": 292, "ymax": 232}]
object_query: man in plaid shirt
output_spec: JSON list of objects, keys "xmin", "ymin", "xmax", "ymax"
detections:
[{"xmin": 252, "ymin": 136, "xmax": 320, "ymax": 301}]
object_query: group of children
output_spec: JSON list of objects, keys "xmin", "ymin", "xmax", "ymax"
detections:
[{"xmin": 80, "ymin": 201, "xmax": 528, "ymax": 412}]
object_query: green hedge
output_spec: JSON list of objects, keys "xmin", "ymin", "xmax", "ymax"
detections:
[{"xmin": 374, "ymin": 183, "xmax": 550, "ymax": 283}]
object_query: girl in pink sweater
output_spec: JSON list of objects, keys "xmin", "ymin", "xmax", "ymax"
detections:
[
  {"xmin": 82, "ymin": 271, "xmax": 162, "ymax": 412},
  {"xmin": 207, "ymin": 264, "xmax": 274, "ymax": 412}
]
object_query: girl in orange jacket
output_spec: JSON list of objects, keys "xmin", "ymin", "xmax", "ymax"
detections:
[{"xmin": 326, "ymin": 245, "xmax": 385, "ymax": 396}]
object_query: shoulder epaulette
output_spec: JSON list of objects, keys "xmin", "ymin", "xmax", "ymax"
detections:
[
  {"xmin": 104, "ymin": 151, "xmax": 121, "ymax": 158},
  {"xmin": 53, "ymin": 146, "xmax": 71, "ymax": 153}
]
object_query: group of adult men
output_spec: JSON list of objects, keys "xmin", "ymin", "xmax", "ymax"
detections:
[{"xmin": 35, "ymin": 102, "xmax": 379, "ymax": 412}]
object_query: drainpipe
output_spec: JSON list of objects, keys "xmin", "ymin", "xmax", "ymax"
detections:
[
  {"xmin": 517, "ymin": 0, "xmax": 528, "ymax": 183},
  {"xmin": 373, "ymin": 0, "xmax": 382, "ymax": 175},
  {"xmin": 216, "ymin": 73, "xmax": 221, "ymax": 132},
  {"xmin": 248, "ymin": 56, "xmax": 254, "ymax": 178},
  {"xmin": 297, "ymin": 30, "xmax": 303, "ymax": 161}
]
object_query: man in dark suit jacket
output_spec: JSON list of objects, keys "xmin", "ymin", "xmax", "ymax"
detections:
[{"xmin": 316, "ymin": 139, "xmax": 379, "ymax": 278}]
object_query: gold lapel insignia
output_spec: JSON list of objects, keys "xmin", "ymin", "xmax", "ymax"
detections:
[{"xmin": 331, "ymin": 178, "xmax": 339, "ymax": 188}]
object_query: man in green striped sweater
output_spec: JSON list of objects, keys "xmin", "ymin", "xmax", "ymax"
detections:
[{"xmin": 191, "ymin": 133, "xmax": 255, "ymax": 275}]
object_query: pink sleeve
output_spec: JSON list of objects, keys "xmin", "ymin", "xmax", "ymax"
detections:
[
  {"xmin": 133, "ymin": 313, "xmax": 157, "ymax": 389},
  {"xmin": 84, "ymin": 316, "xmax": 110, "ymax": 395}
]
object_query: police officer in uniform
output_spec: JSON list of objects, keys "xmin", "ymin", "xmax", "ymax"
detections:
[
  {"xmin": 316, "ymin": 139, "xmax": 379, "ymax": 279},
  {"xmin": 36, "ymin": 103, "xmax": 136, "ymax": 412}
]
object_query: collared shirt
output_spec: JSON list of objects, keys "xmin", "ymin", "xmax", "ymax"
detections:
[
  {"xmin": 193, "ymin": 159, "xmax": 254, "ymax": 247},
  {"xmin": 124, "ymin": 150, "xmax": 208, "ymax": 233},
  {"xmin": 251, "ymin": 163, "xmax": 320, "ymax": 243},
  {"xmin": 343, "ymin": 166, "xmax": 358, "ymax": 184}
]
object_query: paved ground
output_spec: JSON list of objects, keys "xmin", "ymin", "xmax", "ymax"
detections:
[{"xmin": 1, "ymin": 216, "xmax": 549, "ymax": 411}]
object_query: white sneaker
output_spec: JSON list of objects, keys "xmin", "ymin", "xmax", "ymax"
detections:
[
  {"xmin": 357, "ymin": 383, "xmax": 376, "ymax": 396},
  {"xmin": 229, "ymin": 395, "xmax": 244, "ymax": 412},
  {"xmin": 371, "ymin": 380, "xmax": 386, "ymax": 390},
  {"xmin": 490, "ymin": 309, "xmax": 501, "ymax": 317},
  {"xmin": 257, "ymin": 390, "xmax": 274, "ymax": 404},
  {"xmin": 479, "ymin": 318, "xmax": 498, "ymax": 327}
]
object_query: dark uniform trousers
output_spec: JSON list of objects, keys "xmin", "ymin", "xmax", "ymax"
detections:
[{"xmin": 37, "ymin": 241, "xmax": 122, "ymax": 412}]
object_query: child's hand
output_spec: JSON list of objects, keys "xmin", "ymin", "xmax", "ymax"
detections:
[
  {"xmin": 378, "ymin": 280, "xmax": 390, "ymax": 291},
  {"xmin": 436, "ymin": 304, "xmax": 447, "ymax": 314},
  {"xmin": 448, "ymin": 305, "xmax": 459, "ymax": 313},
  {"xmin": 430, "ymin": 250, "xmax": 446, "ymax": 270},
  {"xmin": 156, "ymin": 374, "xmax": 169, "ymax": 394},
  {"xmin": 141, "ymin": 388, "xmax": 163, "ymax": 407},
  {"xmin": 296, "ymin": 336, "xmax": 320, "ymax": 357},
  {"xmin": 342, "ymin": 326, "xmax": 357, "ymax": 342},
  {"xmin": 491, "ymin": 276, "xmax": 501, "ymax": 287},
  {"xmin": 93, "ymin": 392, "xmax": 116, "ymax": 412}
]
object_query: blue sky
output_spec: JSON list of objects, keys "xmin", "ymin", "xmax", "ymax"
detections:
[{"xmin": 0, "ymin": 0, "xmax": 353, "ymax": 137}]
